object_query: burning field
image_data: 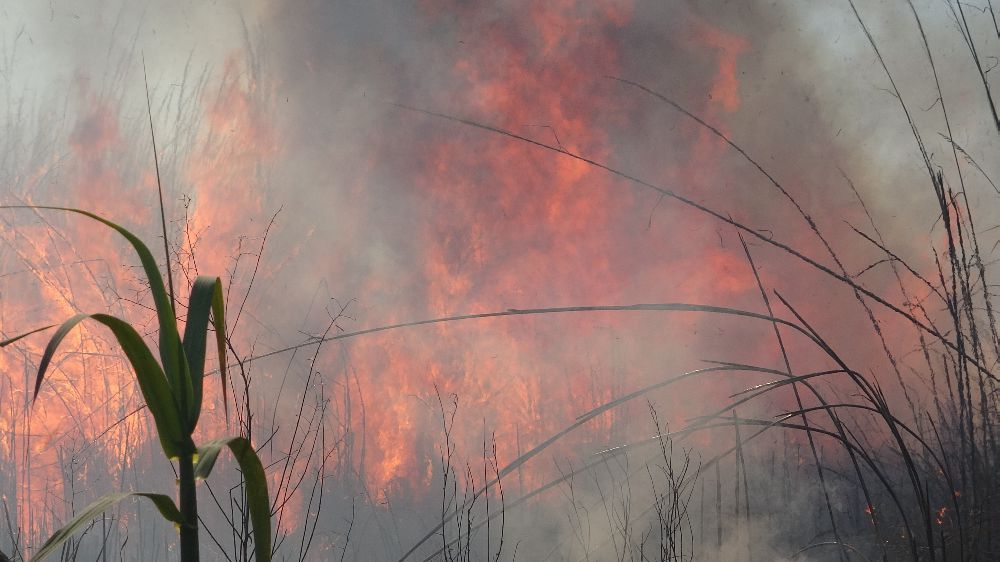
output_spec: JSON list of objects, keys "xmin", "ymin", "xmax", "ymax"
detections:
[{"xmin": 2, "ymin": 1, "xmax": 1000, "ymax": 560}]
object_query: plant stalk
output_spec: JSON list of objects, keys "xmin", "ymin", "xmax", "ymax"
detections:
[{"xmin": 178, "ymin": 453, "xmax": 200, "ymax": 562}]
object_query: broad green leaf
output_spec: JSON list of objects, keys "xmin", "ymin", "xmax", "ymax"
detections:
[
  {"xmin": 182, "ymin": 276, "xmax": 228, "ymax": 430},
  {"xmin": 32, "ymin": 492, "xmax": 182, "ymax": 562},
  {"xmin": 0, "ymin": 324, "xmax": 55, "ymax": 347},
  {"xmin": 33, "ymin": 313, "xmax": 191, "ymax": 458},
  {"xmin": 2, "ymin": 206, "xmax": 195, "ymax": 422},
  {"xmin": 195, "ymin": 437, "xmax": 272, "ymax": 562}
]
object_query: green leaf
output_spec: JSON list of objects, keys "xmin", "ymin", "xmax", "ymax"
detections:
[
  {"xmin": 182, "ymin": 276, "xmax": 228, "ymax": 430},
  {"xmin": 33, "ymin": 313, "xmax": 191, "ymax": 458},
  {"xmin": 2, "ymin": 206, "xmax": 195, "ymax": 423},
  {"xmin": 32, "ymin": 492, "xmax": 182, "ymax": 562},
  {"xmin": 0, "ymin": 324, "xmax": 55, "ymax": 347},
  {"xmin": 195, "ymin": 437, "xmax": 272, "ymax": 562}
]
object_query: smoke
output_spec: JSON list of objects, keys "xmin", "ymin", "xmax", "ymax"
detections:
[{"xmin": 2, "ymin": 0, "xmax": 999, "ymax": 559}]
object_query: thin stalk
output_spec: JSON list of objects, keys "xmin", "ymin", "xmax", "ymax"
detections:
[
  {"xmin": 142, "ymin": 58, "xmax": 176, "ymax": 312},
  {"xmin": 178, "ymin": 453, "xmax": 200, "ymax": 562}
]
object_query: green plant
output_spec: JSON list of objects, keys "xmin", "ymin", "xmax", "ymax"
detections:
[{"xmin": 0, "ymin": 207, "xmax": 272, "ymax": 562}]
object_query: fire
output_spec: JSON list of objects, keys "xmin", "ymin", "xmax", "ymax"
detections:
[
  {"xmin": 326, "ymin": 1, "xmax": 761, "ymax": 500},
  {"xmin": 3, "ymin": 3, "xmax": 996, "ymax": 560},
  {"xmin": 184, "ymin": 55, "xmax": 276, "ymax": 279},
  {"xmin": 0, "ymin": 52, "xmax": 278, "ymax": 543},
  {"xmin": 0, "ymin": 86, "xmax": 157, "ymax": 540},
  {"xmin": 690, "ymin": 16, "xmax": 748, "ymax": 114},
  {"xmin": 340, "ymin": 0, "xmax": 639, "ymax": 495},
  {"xmin": 5, "ymin": 0, "xmax": 895, "ymax": 554},
  {"xmin": 935, "ymin": 506, "xmax": 948, "ymax": 525}
]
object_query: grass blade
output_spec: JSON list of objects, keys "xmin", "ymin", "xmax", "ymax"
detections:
[
  {"xmin": 31, "ymin": 492, "xmax": 182, "ymax": 562},
  {"xmin": 33, "ymin": 312, "xmax": 189, "ymax": 458},
  {"xmin": 0, "ymin": 325, "xmax": 55, "ymax": 347},
  {"xmin": 195, "ymin": 437, "xmax": 271, "ymax": 562},
  {"xmin": 1, "ymin": 205, "xmax": 194, "ymax": 421},
  {"xmin": 182, "ymin": 276, "xmax": 228, "ymax": 429}
]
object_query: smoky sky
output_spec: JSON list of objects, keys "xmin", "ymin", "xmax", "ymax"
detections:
[
  {"xmin": 253, "ymin": 0, "xmax": 999, "ymax": 357},
  {"xmin": 4, "ymin": 5, "xmax": 996, "ymax": 319}
]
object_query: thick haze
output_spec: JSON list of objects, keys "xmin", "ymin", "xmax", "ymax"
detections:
[{"xmin": 2, "ymin": 0, "xmax": 1000, "ymax": 559}]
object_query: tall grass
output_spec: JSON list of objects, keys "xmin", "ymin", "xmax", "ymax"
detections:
[{"xmin": 2, "ymin": 208, "xmax": 272, "ymax": 562}]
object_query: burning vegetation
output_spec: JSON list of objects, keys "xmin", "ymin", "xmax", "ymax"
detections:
[{"xmin": 2, "ymin": 1, "xmax": 1000, "ymax": 560}]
